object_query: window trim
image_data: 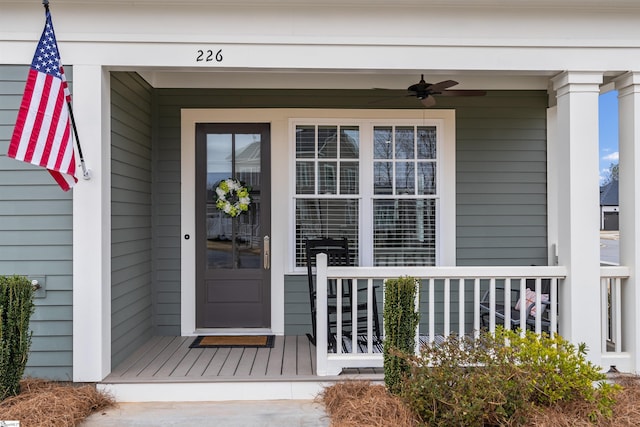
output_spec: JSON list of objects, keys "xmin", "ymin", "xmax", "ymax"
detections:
[{"xmin": 289, "ymin": 114, "xmax": 456, "ymax": 273}]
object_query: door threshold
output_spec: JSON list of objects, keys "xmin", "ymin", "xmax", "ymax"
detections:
[{"xmin": 193, "ymin": 328, "xmax": 274, "ymax": 336}]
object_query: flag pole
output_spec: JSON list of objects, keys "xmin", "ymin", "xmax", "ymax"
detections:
[{"xmin": 43, "ymin": 0, "xmax": 91, "ymax": 180}]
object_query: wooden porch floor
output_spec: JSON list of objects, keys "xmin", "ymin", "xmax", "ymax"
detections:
[{"xmin": 104, "ymin": 335, "xmax": 383, "ymax": 384}]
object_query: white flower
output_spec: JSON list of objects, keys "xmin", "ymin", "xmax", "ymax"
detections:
[
  {"xmin": 226, "ymin": 179, "xmax": 238, "ymax": 190},
  {"xmin": 216, "ymin": 188, "xmax": 226, "ymax": 198}
]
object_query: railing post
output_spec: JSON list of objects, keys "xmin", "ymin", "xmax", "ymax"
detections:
[{"xmin": 315, "ymin": 253, "xmax": 329, "ymax": 376}]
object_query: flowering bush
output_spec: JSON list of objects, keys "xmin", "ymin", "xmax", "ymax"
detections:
[{"xmin": 215, "ymin": 178, "xmax": 251, "ymax": 217}]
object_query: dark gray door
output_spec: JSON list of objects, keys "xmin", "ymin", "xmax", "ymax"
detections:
[{"xmin": 195, "ymin": 123, "xmax": 271, "ymax": 328}]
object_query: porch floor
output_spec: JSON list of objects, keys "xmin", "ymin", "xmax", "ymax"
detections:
[{"xmin": 100, "ymin": 335, "xmax": 383, "ymax": 402}]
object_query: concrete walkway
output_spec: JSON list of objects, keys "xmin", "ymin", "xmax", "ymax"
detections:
[{"xmin": 81, "ymin": 400, "xmax": 330, "ymax": 426}]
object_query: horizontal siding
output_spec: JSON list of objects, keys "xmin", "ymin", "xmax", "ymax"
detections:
[
  {"xmin": 111, "ymin": 72, "xmax": 154, "ymax": 369},
  {"xmin": 0, "ymin": 65, "xmax": 73, "ymax": 380},
  {"xmin": 455, "ymin": 91, "xmax": 549, "ymax": 266}
]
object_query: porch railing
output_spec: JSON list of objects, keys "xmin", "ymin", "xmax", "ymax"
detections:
[
  {"xmin": 600, "ymin": 265, "xmax": 630, "ymax": 371},
  {"xmin": 315, "ymin": 255, "xmax": 630, "ymax": 376}
]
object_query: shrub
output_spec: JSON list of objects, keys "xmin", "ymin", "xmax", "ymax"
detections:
[
  {"xmin": 399, "ymin": 327, "xmax": 620, "ymax": 427},
  {"xmin": 383, "ymin": 276, "xmax": 419, "ymax": 395},
  {"xmin": 0, "ymin": 276, "xmax": 35, "ymax": 401}
]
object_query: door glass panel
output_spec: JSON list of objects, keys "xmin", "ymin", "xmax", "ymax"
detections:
[{"xmin": 206, "ymin": 132, "xmax": 261, "ymax": 270}]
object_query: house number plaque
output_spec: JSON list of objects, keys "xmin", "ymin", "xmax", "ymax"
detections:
[{"xmin": 196, "ymin": 49, "xmax": 223, "ymax": 63}]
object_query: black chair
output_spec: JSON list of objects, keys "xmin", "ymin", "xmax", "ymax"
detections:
[
  {"xmin": 479, "ymin": 278, "xmax": 551, "ymax": 332},
  {"xmin": 305, "ymin": 237, "xmax": 381, "ymax": 350}
]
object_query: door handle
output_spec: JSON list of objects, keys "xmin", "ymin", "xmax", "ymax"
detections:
[{"xmin": 263, "ymin": 235, "xmax": 270, "ymax": 270}]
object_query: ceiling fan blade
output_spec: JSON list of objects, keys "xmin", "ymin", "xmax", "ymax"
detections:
[
  {"xmin": 421, "ymin": 96, "xmax": 437, "ymax": 107},
  {"xmin": 437, "ymin": 89, "xmax": 487, "ymax": 97},
  {"xmin": 426, "ymin": 80, "xmax": 458, "ymax": 92}
]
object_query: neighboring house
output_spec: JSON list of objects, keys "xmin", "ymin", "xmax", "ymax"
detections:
[
  {"xmin": 1, "ymin": 0, "xmax": 639, "ymax": 401},
  {"xmin": 600, "ymin": 180, "xmax": 620, "ymax": 230}
]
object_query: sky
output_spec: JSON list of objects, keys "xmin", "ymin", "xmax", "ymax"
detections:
[{"xmin": 599, "ymin": 90, "xmax": 619, "ymax": 184}]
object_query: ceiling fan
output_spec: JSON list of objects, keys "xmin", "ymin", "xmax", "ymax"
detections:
[{"xmin": 404, "ymin": 74, "xmax": 487, "ymax": 107}]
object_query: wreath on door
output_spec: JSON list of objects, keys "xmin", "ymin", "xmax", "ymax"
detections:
[{"xmin": 214, "ymin": 178, "xmax": 252, "ymax": 218}]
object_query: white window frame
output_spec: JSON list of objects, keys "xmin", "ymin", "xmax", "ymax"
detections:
[{"xmin": 289, "ymin": 113, "xmax": 456, "ymax": 272}]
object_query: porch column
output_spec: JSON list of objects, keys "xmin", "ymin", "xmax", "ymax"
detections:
[
  {"xmin": 615, "ymin": 72, "xmax": 640, "ymax": 374},
  {"xmin": 72, "ymin": 65, "xmax": 111, "ymax": 381},
  {"xmin": 551, "ymin": 71, "xmax": 602, "ymax": 366}
]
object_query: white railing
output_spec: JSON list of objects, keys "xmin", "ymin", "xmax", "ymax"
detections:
[
  {"xmin": 315, "ymin": 254, "xmax": 568, "ymax": 376},
  {"xmin": 600, "ymin": 265, "xmax": 630, "ymax": 371}
]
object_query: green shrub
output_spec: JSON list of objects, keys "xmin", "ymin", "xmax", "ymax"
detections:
[
  {"xmin": 0, "ymin": 276, "xmax": 35, "ymax": 401},
  {"xmin": 383, "ymin": 276, "xmax": 419, "ymax": 395},
  {"xmin": 399, "ymin": 327, "xmax": 620, "ymax": 427}
]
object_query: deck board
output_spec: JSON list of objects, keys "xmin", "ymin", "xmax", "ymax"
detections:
[
  {"xmin": 202, "ymin": 347, "xmax": 230, "ymax": 377},
  {"xmin": 153, "ymin": 337, "xmax": 194, "ymax": 377},
  {"xmin": 251, "ymin": 346, "xmax": 272, "ymax": 376},
  {"xmin": 235, "ymin": 347, "xmax": 258, "ymax": 377},
  {"xmin": 112, "ymin": 336, "xmax": 176, "ymax": 377},
  {"xmin": 103, "ymin": 335, "xmax": 383, "ymax": 384},
  {"xmin": 265, "ymin": 335, "xmax": 286, "ymax": 376},
  {"xmin": 218, "ymin": 348, "xmax": 244, "ymax": 376},
  {"xmin": 281, "ymin": 335, "xmax": 298, "ymax": 376}
]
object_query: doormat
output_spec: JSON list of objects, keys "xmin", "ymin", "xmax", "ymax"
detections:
[{"xmin": 189, "ymin": 335, "xmax": 275, "ymax": 348}]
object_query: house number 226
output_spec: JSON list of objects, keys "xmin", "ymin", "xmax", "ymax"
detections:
[{"xmin": 196, "ymin": 49, "xmax": 223, "ymax": 63}]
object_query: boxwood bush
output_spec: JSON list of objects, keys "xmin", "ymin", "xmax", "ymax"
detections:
[
  {"xmin": 0, "ymin": 275, "xmax": 35, "ymax": 401},
  {"xmin": 383, "ymin": 276, "xmax": 419, "ymax": 395}
]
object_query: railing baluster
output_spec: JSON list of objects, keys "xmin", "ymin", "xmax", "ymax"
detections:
[
  {"xmin": 601, "ymin": 277, "xmax": 609, "ymax": 353},
  {"xmin": 550, "ymin": 278, "xmax": 557, "ymax": 337},
  {"xmin": 504, "ymin": 278, "xmax": 511, "ymax": 330},
  {"xmin": 367, "ymin": 278, "xmax": 373, "ymax": 354},
  {"xmin": 444, "ymin": 278, "xmax": 450, "ymax": 337},
  {"xmin": 489, "ymin": 278, "xmax": 496, "ymax": 333},
  {"xmin": 534, "ymin": 278, "xmax": 542, "ymax": 334},
  {"xmin": 473, "ymin": 278, "xmax": 480, "ymax": 338},
  {"xmin": 429, "ymin": 278, "xmax": 435, "ymax": 343},
  {"xmin": 519, "ymin": 278, "xmax": 526, "ymax": 337},
  {"xmin": 614, "ymin": 277, "xmax": 622, "ymax": 352},
  {"xmin": 459, "ymin": 279, "xmax": 465, "ymax": 337},
  {"xmin": 336, "ymin": 278, "xmax": 343, "ymax": 354}
]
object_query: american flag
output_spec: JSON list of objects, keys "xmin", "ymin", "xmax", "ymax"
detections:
[{"xmin": 8, "ymin": 10, "xmax": 77, "ymax": 191}]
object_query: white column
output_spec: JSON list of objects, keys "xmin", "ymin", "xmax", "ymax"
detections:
[
  {"xmin": 551, "ymin": 71, "xmax": 602, "ymax": 366},
  {"xmin": 615, "ymin": 72, "xmax": 640, "ymax": 373},
  {"xmin": 72, "ymin": 65, "xmax": 111, "ymax": 381}
]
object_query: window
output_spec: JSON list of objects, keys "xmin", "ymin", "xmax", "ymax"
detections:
[
  {"xmin": 294, "ymin": 125, "xmax": 360, "ymax": 266},
  {"xmin": 372, "ymin": 126, "xmax": 437, "ymax": 266},
  {"xmin": 293, "ymin": 119, "xmax": 444, "ymax": 269}
]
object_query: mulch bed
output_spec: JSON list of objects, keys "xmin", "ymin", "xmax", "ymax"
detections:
[
  {"xmin": 0, "ymin": 378, "xmax": 115, "ymax": 427},
  {"xmin": 320, "ymin": 376, "xmax": 640, "ymax": 427}
]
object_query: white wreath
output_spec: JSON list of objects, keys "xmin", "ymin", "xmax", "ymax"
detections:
[{"xmin": 214, "ymin": 178, "xmax": 251, "ymax": 218}]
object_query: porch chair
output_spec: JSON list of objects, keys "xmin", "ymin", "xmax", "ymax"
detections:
[
  {"xmin": 479, "ymin": 278, "xmax": 551, "ymax": 332},
  {"xmin": 305, "ymin": 237, "xmax": 382, "ymax": 351}
]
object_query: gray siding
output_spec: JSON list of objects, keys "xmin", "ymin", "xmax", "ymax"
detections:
[
  {"xmin": 111, "ymin": 72, "xmax": 153, "ymax": 368},
  {"xmin": 454, "ymin": 91, "xmax": 549, "ymax": 266},
  {"xmin": 0, "ymin": 65, "xmax": 73, "ymax": 380}
]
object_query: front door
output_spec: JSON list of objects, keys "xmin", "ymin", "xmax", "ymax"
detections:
[{"xmin": 195, "ymin": 123, "xmax": 271, "ymax": 328}]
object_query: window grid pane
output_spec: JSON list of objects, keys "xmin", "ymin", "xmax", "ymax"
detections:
[
  {"xmin": 373, "ymin": 199, "xmax": 436, "ymax": 266},
  {"xmin": 295, "ymin": 199, "xmax": 359, "ymax": 267}
]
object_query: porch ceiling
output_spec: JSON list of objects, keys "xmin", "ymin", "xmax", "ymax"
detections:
[
  {"xmin": 33, "ymin": 0, "xmax": 640, "ymax": 10},
  {"xmin": 134, "ymin": 69, "xmax": 558, "ymax": 90}
]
